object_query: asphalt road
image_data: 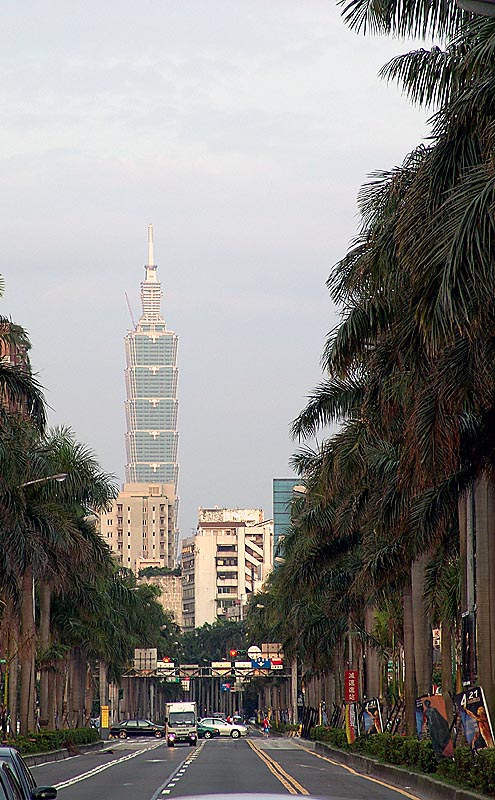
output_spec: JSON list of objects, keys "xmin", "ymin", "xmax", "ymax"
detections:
[{"xmin": 29, "ymin": 732, "xmax": 426, "ymax": 800}]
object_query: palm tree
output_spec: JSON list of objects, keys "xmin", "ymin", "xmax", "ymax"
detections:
[
  {"xmin": 0, "ymin": 422, "xmax": 118, "ymax": 734},
  {"xmin": 0, "ymin": 319, "xmax": 46, "ymax": 432}
]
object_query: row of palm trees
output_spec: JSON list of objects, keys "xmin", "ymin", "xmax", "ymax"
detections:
[
  {"xmin": 0, "ymin": 311, "xmax": 169, "ymax": 735},
  {"xmin": 246, "ymin": 1, "xmax": 495, "ymax": 733}
]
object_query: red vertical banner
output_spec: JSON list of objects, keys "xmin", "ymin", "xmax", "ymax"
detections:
[{"xmin": 345, "ymin": 670, "xmax": 359, "ymax": 703}]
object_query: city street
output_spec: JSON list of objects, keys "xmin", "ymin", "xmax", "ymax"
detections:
[{"xmin": 29, "ymin": 733, "xmax": 425, "ymax": 800}]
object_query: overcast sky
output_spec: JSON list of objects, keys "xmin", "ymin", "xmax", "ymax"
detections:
[{"xmin": 1, "ymin": 1, "xmax": 430, "ymax": 539}]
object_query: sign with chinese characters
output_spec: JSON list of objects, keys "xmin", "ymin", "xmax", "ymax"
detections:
[
  {"xmin": 345, "ymin": 669, "xmax": 359, "ymax": 703},
  {"xmin": 134, "ymin": 648, "xmax": 158, "ymax": 670},
  {"xmin": 101, "ymin": 705, "xmax": 109, "ymax": 728},
  {"xmin": 212, "ymin": 661, "xmax": 231, "ymax": 676},
  {"xmin": 156, "ymin": 665, "xmax": 175, "ymax": 676}
]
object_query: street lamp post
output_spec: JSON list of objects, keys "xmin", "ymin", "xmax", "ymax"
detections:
[{"xmin": 21, "ymin": 474, "xmax": 67, "ymax": 488}]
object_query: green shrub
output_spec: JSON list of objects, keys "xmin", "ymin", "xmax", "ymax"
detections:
[
  {"xmin": 452, "ymin": 745, "xmax": 475, "ymax": 787},
  {"xmin": 13, "ymin": 728, "xmax": 99, "ymax": 754},
  {"xmin": 436, "ymin": 758, "xmax": 456, "ymax": 781},
  {"xmin": 468, "ymin": 748, "xmax": 495, "ymax": 795},
  {"xmin": 310, "ymin": 726, "xmax": 348, "ymax": 748},
  {"xmin": 402, "ymin": 737, "xmax": 420, "ymax": 766},
  {"xmin": 417, "ymin": 740, "xmax": 437, "ymax": 773},
  {"xmin": 311, "ymin": 728, "xmax": 435, "ymax": 773}
]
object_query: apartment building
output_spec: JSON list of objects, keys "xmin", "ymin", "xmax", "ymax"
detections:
[
  {"xmin": 99, "ymin": 482, "xmax": 177, "ymax": 572},
  {"xmin": 181, "ymin": 507, "xmax": 274, "ymax": 631}
]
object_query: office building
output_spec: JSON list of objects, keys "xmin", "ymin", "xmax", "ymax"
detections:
[
  {"xmin": 181, "ymin": 508, "xmax": 274, "ymax": 630},
  {"xmin": 273, "ymin": 478, "xmax": 305, "ymax": 556},
  {"xmin": 124, "ymin": 224, "xmax": 179, "ymax": 494}
]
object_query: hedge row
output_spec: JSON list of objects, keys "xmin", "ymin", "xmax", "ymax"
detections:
[
  {"xmin": 310, "ymin": 728, "xmax": 437, "ymax": 772},
  {"xmin": 437, "ymin": 746, "xmax": 495, "ymax": 796},
  {"xmin": 270, "ymin": 722, "xmax": 300, "ymax": 733},
  {"xmin": 12, "ymin": 727, "xmax": 100, "ymax": 754},
  {"xmin": 310, "ymin": 727, "xmax": 495, "ymax": 796}
]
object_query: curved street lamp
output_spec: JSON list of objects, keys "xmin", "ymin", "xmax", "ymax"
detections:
[{"xmin": 21, "ymin": 473, "xmax": 67, "ymax": 488}]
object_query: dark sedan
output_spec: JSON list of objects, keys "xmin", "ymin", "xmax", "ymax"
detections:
[
  {"xmin": 109, "ymin": 719, "xmax": 165, "ymax": 739},
  {"xmin": 197, "ymin": 722, "xmax": 220, "ymax": 740},
  {"xmin": 0, "ymin": 748, "xmax": 57, "ymax": 800}
]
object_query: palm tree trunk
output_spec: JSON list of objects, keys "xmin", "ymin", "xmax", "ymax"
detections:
[
  {"xmin": 290, "ymin": 658, "xmax": 297, "ymax": 724},
  {"xmin": 440, "ymin": 618, "xmax": 454, "ymax": 723},
  {"xmin": 459, "ymin": 491, "xmax": 468, "ymax": 611},
  {"xmin": 411, "ymin": 553, "xmax": 432, "ymax": 695},
  {"xmin": 8, "ymin": 611, "xmax": 20, "ymax": 737},
  {"xmin": 38, "ymin": 581, "xmax": 51, "ymax": 726},
  {"xmin": 99, "ymin": 660, "xmax": 108, "ymax": 711},
  {"xmin": 474, "ymin": 475, "xmax": 495, "ymax": 717},
  {"xmin": 47, "ymin": 669, "xmax": 56, "ymax": 730},
  {"xmin": 68, "ymin": 647, "xmax": 85, "ymax": 727},
  {"xmin": 364, "ymin": 606, "xmax": 381, "ymax": 698},
  {"xmin": 85, "ymin": 663, "xmax": 94, "ymax": 726},
  {"xmin": 55, "ymin": 662, "xmax": 66, "ymax": 728},
  {"xmin": 403, "ymin": 580, "xmax": 417, "ymax": 735},
  {"xmin": 19, "ymin": 566, "xmax": 36, "ymax": 735}
]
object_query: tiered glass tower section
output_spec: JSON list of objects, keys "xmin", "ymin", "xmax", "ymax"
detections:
[{"xmin": 124, "ymin": 225, "xmax": 179, "ymax": 489}]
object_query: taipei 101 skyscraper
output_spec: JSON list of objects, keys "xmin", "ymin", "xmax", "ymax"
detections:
[{"xmin": 122, "ymin": 225, "xmax": 179, "ymax": 560}]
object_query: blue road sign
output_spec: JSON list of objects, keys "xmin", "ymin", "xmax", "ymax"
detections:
[{"xmin": 252, "ymin": 658, "xmax": 271, "ymax": 669}]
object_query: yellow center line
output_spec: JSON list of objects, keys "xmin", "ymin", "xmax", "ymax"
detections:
[
  {"xmin": 247, "ymin": 739, "xmax": 310, "ymax": 795},
  {"xmin": 296, "ymin": 745, "xmax": 423, "ymax": 800}
]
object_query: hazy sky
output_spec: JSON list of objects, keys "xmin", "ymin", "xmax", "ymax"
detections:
[{"xmin": 1, "ymin": 1, "xmax": 430, "ymax": 539}]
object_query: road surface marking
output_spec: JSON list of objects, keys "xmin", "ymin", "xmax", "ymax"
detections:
[
  {"xmin": 247, "ymin": 739, "xmax": 309, "ymax": 795},
  {"xmin": 299, "ymin": 747, "xmax": 423, "ymax": 800},
  {"xmin": 150, "ymin": 742, "xmax": 205, "ymax": 800},
  {"xmin": 54, "ymin": 741, "xmax": 164, "ymax": 789}
]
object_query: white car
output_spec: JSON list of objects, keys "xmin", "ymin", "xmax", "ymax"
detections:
[{"xmin": 199, "ymin": 717, "xmax": 247, "ymax": 738}]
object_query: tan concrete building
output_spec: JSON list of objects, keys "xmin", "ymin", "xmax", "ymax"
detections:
[
  {"xmin": 181, "ymin": 507, "xmax": 274, "ymax": 631},
  {"xmin": 136, "ymin": 573, "xmax": 183, "ymax": 628},
  {"xmin": 99, "ymin": 482, "xmax": 177, "ymax": 572}
]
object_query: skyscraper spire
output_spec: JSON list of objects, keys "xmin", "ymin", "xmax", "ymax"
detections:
[
  {"xmin": 141, "ymin": 224, "xmax": 161, "ymax": 319},
  {"xmin": 147, "ymin": 223, "xmax": 155, "ymax": 267}
]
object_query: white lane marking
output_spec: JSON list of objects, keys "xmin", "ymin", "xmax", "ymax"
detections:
[
  {"xmin": 54, "ymin": 741, "xmax": 163, "ymax": 789},
  {"xmin": 150, "ymin": 742, "xmax": 205, "ymax": 800}
]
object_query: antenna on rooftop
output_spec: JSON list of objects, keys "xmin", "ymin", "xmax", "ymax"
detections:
[{"xmin": 148, "ymin": 223, "xmax": 154, "ymax": 266}]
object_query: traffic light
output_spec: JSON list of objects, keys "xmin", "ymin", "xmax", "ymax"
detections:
[{"xmin": 229, "ymin": 648, "xmax": 238, "ymax": 658}]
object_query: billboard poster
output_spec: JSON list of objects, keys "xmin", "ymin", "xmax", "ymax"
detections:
[
  {"xmin": 345, "ymin": 702, "xmax": 360, "ymax": 744},
  {"xmin": 363, "ymin": 698, "xmax": 383, "ymax": 735},
  {"xmin": 415, "ymin": 695, "xmax": 453, "ymax": 758},
  {"xmin": 455, "ymin": 686, "xmax": 495, "ymax": 751}
]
